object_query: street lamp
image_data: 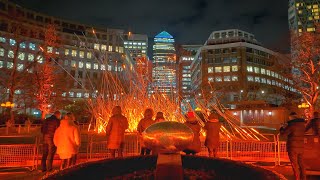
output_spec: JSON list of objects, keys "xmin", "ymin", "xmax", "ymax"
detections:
[
  {"xmin": 298, "ymin": 102, "xmax": 309, "ymax": 109},
  {"xmin": 1, "ymin": 101, "xmax": 15, "ymax": 108}
]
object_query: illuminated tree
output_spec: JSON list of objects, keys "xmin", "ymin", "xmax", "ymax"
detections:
[{"xmin": 291, "ymin": 28, "xmax": 320, "ymax": 115}]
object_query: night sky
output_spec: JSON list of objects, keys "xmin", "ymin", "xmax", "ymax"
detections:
[{"xmin": 11, "ymin": 0, "xmax": 290, "ymax": 54}]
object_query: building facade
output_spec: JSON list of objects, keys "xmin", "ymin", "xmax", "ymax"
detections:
[
  {"xmin": 289, "ymin": 0, "xmax": 320, "ymax": 33},
  {"xmin": 191, "ymin": 29, "xmax": 297, "ymax": 108},
  {"xmin": 151, "ymin": 31, "xmax": 177, "ymax": 97}
]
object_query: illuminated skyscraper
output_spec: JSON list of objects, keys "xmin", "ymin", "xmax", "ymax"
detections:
[
  {"xmin": 151, "ymin": 31, "xmax": 176, "ymax": 97},
  {"xmin": 288, "ymin": 0, "xmax": 320, "ymax": 33}
]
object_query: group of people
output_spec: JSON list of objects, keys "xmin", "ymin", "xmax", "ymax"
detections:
[
  {"xmin": 105, "ymin": 106, "xmax": 222, "ymax": 158},
  {"xmin": 280, "ymin": 111, "xmax": 320, "ymax": 180},
  {"xmin": 41, "ymin": 111, "xmax": 80, "ymax": 172}
]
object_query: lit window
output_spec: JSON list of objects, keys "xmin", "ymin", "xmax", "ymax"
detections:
[
  {"xmin": 208, "ymin": 77, "xmax": 214, "ymax": 82},
  {"xmin": 94, "ymin": 43, "xmax": 100, "ymax": 50},
  {"xmin": 64, "ymin": 60, "xmax": 68, "ymax": 66},
  {"xmin": 266, "ymin": 70, "xmax": 270, "ymax": 76},
  {"xmin": 0, "ymin": 48, "xmax": 4, "ymax": 56},
  {"xmin": 271, "ymin": 71, "xmax": 275, "ymax": 77},
  {"xmin": 20, "ymin": 42, "xmax": 26, "ymax": 48},
  {"xmin": 65, "ymin": 49, "xmax": 69, "ymax": 55},
  {"xmin": 208, "ymin": 67, "xmax": 213, "ymax": 73},
  {"xmin": 267, "ymin": 79, "xmax": 271, "ymax": 85},
  {"xmin": 254, "ymin": 67, "xmax": 260, "ymax": 73},
  {"xmin": 37, "ymin": 55, "xmax": 43, "ymax": 63},
  {"xmin": 85, "ymin": 52, "xmax": 91, "ymax": 59},
  {"xmin": 79, "ymin": 61, "xmax": 84, "ymax": 68},
  {"xmin": 8, "ymin": 50, "xmax": 14, "ymax": 58},
  {"xmin": 215, "ymin": 76, "xmax": 222, "ymax": 82},
  {"xmin": 17, "ymin": 64, "xmax": 23, "ymax": 71},
  {"xmin": 108, "ymin": 45, "xmax": 112, "ymax": 51},
  {"xmin": 76, "ymin": 93, "xmax": 82, "ymax": 98},
  {"xmin": 247, "ymin": 76, "xmax": 254, "ymax": 81},
  {"xmin": 261, "ymin": 78, "xmax": 266, "ymax": 83},
  {"xmin": 71, "ymin": 50, "xmax": 77, "ymax": 57},
  {"xmin": 224, "ymin": 76, "xmax": 231, "ymax": 81},
  {"xmin": 101, "ymin": 45, "xmax": 107, "ymax": 51},
  {"xmin": 69, "ymin": 92, "xmax": 74, "ymax": 97},
  {"xmin": 84, "ymin": 93, "xmax": 89, "ymax": 98},
  {"xmin": 231, "ymin": 66, "xmax": 238, "ymax": 72},
  {"xmin": 101, "ymin": 64, "xmax": 105, "ymax": 70},
  {"xmin": 79, "ymin": 51, "xmax": 84, "ymax": 58},
  {"xmin": 275, "ymin": 73, "xmax": 279, "ymax": 78},
  {"xmin": 62, "ymin": 92, "xmax": 67, "ymax": 97},
  {"xmin": 115, "ymin": 46, "xmax": 119, "ymax": 52},
  {"xmin": 247, "ymin": 66, "xmax": 253, "ymax": 72},
  {"xmin": 0, "ymin": 37, "xmax": 5, "ymax": 43},
  {"xmin": 47, "ymin": 46, "xmax": 53, "ymax": 53},
  {"xmin": 232, "ymin": 76, "xmax": 238, "ymax": 81},
  {"xmin": 7, "ymin": 62, "xmax": 13, "ymax": 69},
  {"xmin": 215, "ymin": 66, "xmax": 222, "ymax": 73},
  {"xmin": 261, "ymin": 68, "xmax": 265, "ymax": 74},
  {"xmin": 10, "ymin": 39, "xmax": 16, "ymax": 46},
  {"xmin": 86, "ymin": 62, "xmax": 91, "ymax": 69},
  {"xmin": 307, "ymin": 27, "xmax": 315, "ymax": 32},
  {"xmin": 71, "ymin": 60, "xmax": 76, "ymax": 68},
  {"xmin": 0, "ymin": 60, "xmax": 3, "ymax": 68},
  {"xmin": 28, "ymin": 54, "xmax": 34, "ymax": 61},
  {"xmin": 93, "ymin": 63, "xmax": 99, "ymax": 70},
  {"xmin": 108, "ymin": 65, "xmax": 112, "ymax": 71},
  {"xmin": 29, "ymin": 43, "xmax": 36, "ymax": 50},
  {"xmin": 18, "ymin": 52, "xmax": 25, "ymax": 60},
  {"xmin": 255, "ymin": 77, "xmax": 260, "ymax": 82},
  {"xmin": 223, "ymin": 66, "xmax": 230, "ymax": 72}
]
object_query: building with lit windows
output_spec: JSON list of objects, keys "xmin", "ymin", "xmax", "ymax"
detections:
[
  {"xmin": 151, "ymin": 31, "xmax": 177, "ymax": 97},
  {"xmin": 288, "ymin": 0, "xmax": 320, "ymax": 33},
  {"xmin": 0, "ymin": 0, "xmax": 127, "ymax": 115},
  {"xmin": 123, "ymin": 33, "xmax": 148, "ymax": 60},
  {"xmin": 191, "ymin": 29, "xmax": 297, "ymax": 108}
]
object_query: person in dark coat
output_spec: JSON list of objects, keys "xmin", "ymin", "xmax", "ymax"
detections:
[
  {"xmin": 305, "ymin": 111, "xmax": 320, "ymax": 135},
  {"xmin": 155, "ymin": 112, "xmax": 165, "ymax": 123},
  {"xmin": 41, "ymin": 111, "xmax": 61, "ymax": 172},
  {"xmin": 183, "ymin": 111, "xmax": 201, "ymax": 155},
  {"xmin": 137, "ymin": 108, "xmax": 154, "ymax": 155},
  {"xmin": 280, "ymin": 112, "xmax": 306, "ymax": 180},
  {"xmin": 204, "ymin": 112, "xmax": 221, "ymax": 157}
]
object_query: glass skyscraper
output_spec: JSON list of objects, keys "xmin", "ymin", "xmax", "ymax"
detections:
[{"xmin": 151, "ymin": 31, "xmax": 176, "ymax": 97}]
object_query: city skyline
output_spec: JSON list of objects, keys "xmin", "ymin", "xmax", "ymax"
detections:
[{"xmin": 11, "ymin": 0, "xmax": 290, "ymax": 54}]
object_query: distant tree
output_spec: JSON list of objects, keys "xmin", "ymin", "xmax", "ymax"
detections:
[{"xmin": 290, "ymin": 28, "xmax": 320, "ymax": 115}]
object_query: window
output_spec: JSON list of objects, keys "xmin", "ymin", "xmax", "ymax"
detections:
[
  {"xmin": 29, "ymin": 43, "xmax": 36, "ymax": 50},
  {"xmin": 79, "ymin": 61, "xmax": 84, "ymax": 68},
  {"xmin": 224, "ymin": 76, "xmax": 231, "ymax": 81},
  {"xmin": 94, "ymin": 43, "xmax": 100, "ymax": 50},
  {"xmin": 71, "ymin": 50, "xmax": 77, "ymax": 57},
  {"xmin": 87, "ymin": 52, "xmax": 92, "ymax": 59},
  {"xmin": 7, "ymin": 62, "xmax": 13, "ymax": 69},
  {"xmin": 247, "ymin": 76, "xmax": 254, "ymax": 81},
  {"xmin": 231, "ymin": 65, "xmax": 238, "ymax": 72},
  {"xmin": 17, "ymin": 64, "xmax": 23, "ymax": 71},
  {"xmin": 232, "ymin": 76, "xmax": 238, "ymax": 81},
  {"xmin": 47, "ymin": 46, "xmax": 53, "ymax": 53},
  {"xmin": 8, "ymin": 50, "xmax": 14, "ymax": 58},
  {"xmin": 9, "ymin": 39, "xmax": 16, "ymax": 46},
  {"xmin": 20, "ymin": 42, "xmax": 26, "ymax": 48},
  {"xmin": 215, "ymin": 66, "xmax": 222, "ymax": 73},
  {"xmin": 247, "ymin": 66, "xmax": 253, "ymax": 72},
  {"xmin": 0, "ymin": 48, "xmax": 4, "ymax": 56},
  {"xmin": 28, "ymin": 54, "xmax": 34, "ymax": 61},
  {"xmin": 84, "ymin": 93, "xmax": 89, "ymax": 98},
  {"xmin": 76, "ymin": 93, "xmax": 82, "ymax": 98},
  {"xmin": 108, "ymin": 65, "xmax": 112, "ymax": 71},
  {"xmin": 275, "ymin": 73, "xmax": 279, "ymax": 78},
  {"xmin": 62, "ymin": 92, "xmax": 67, "ymax": 97},
  {"xmin": 261, "ymin": 78, "xmax": 266, "ymax": 83},
  {"xmin": 69, "ymin": 92, "xmax": 74, "ymax": 97},
  {"xmin": 208, "ymin": 77, "xmax": 214, "ymax": 82},
  {"xmin": 208, "ymin": 67, "xmax": 213, "ymax": 73},
  {"xmin": 18, "ymin": 52, "xmax": 25, "ymax": 60},
  {"xmin": 266, "ymin": 70, "xmax": 270, "ymax": 76},
  {"xmin": 271, "ymin": 71, "xmax": 275, "ymax": 77},
  {"xmin": 71, "ymin": 60, "xmax": 76, "ymax": 68},
  {"xmin": 267, "ymin": 79, "xmax": 271, "ymax": 85},
  {"xmin": 231, "ymin": 57, "xmax": 237, "ymax": 63},
  {"xmin": 215, "ymin": 76, "xmax": 222, "ymax": 82},
  {"xmin": 0, "ymin": 37, "xmax": 5, "ymax": 43},
  {"xmin": 223, "ymin": 66, "xmax": 230, "ymax": 72},
  {"xmin": 254, "ymin": 67, "xmax": 260, "ymax": 73},
  {"xmin": 101, "ymin": 45, "xmax": 107, "ymax": 51},
  {"xmin": 261, "ymin": 68, "xmax": 265, "ymax": 75},
  {"xmin": 255, "ymin": 77, "xmax": 260, "ymax": 82},
  {"xmin": 79, "ymin": 51, "xmax": 84, "ymax": 58},
  {"xmin": 37, "ymin": 55, "xmax": 43, "ymax": 63},
  {"xmin": 65, "ymin": 49, "xmax": 69, "ymax": 56},
  {"xmin": 93, "ymin": 63, "xmax": 99, "ymax": 70},
  {"xmin": 101, "ymin": 64, "xmax": 105, "ymax": 70},
  {"xmin": 108, "ymin": 45, "xmax": 112, "ymax": 52},
  {"xmin": 0, "ymin": 61, "xmax": 3, "ymax": 68},
  {"xmin": 86, "ymin": 62, "xmax": 91, "ymax": 69}
]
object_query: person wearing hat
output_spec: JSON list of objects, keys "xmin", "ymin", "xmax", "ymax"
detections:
[
  {"xmin": 183, "ymin": 111, "xmax": 201, "ymax": 155},
  {"xmin": 305, "ymin": 111, "xmax": 320, "ymax": 135},
  {"xmin": 204, "ymin": 112, "xmax": 221, "ymax": 158},
  {"xmin": 280, "ymin": 112, "xmax": 306, "ymax": 180}
]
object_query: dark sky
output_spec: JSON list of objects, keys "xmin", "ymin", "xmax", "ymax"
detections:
[{"xmin": 11, "ymin": 0, "xmax": 290, "ymax": 53}]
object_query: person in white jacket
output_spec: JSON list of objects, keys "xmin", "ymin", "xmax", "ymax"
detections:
[{"xmin": 53, "ymin": 114, "xmax": 80, "ymax": 169}]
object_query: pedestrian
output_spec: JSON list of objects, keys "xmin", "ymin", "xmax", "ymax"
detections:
[
  {"xmin": 305, "ymin": 111, "xmax": 320, "ymax": 135},
  {"xmin": 183, "ymin": 111, "xmax": 201, "ymax": 155},
  {"xmin": 41, "ymin": 111, "xmax": 61, "ymax": 172},
  {"xmin": 280, "ymin": 112, "xmax": 306, "ymax": 180},
  {"xmin": 53, "ymin": 114, "xmax": 80, "ymax": 170},
  {"xmin": 137, "ymin": 108, "xmax": 154, "ymax": 155},
  {"xmin": 204, "ymin": 112, "xmax": 221, "ymax": 158},
  {"xmin": 155, "ymin": 112, "xmax": 165, "ymax": 123},
  {"xmin": 105, "ymin": 106, "xmax": 129, "ymax": 158},
  {"xmin": 67, "ymin": 112, "xmax": 81, "ymax": 166}
]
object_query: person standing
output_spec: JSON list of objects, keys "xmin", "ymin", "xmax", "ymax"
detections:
[
  {"xmin": 41, "ymin": 111, "xmax": 61, "ymax": 172},
  {"xmin": 305, "ymin": 111, "xmax": 320, "ymax": 135},
  {"xmin": 67, "ymin": 112, "xmax": 81, "ymax": 166},
  {"xmin": 204, "ymin": 112, "xmax": 221, "ymax": 158},
  {"xmin": 155, "ymin": 112, "xmax": 165, "ymax": 123},
  {"xmin": 105, "ymin": 106, "xmax": 129, "ymax": 158},
  {"xmin": 137, "ymin": 108, "xmax": 154, "ymax": 155},
  {"xmin": 280, "ymin": 112, "xmax": 306, "ymax": 180},
  {"xmin": 53, "ymin": 114, "xmax": 80, "ymax": 169},
  {"xmin": 183, "ymin": 111, "xmax": 201, "ymax": 155}
]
